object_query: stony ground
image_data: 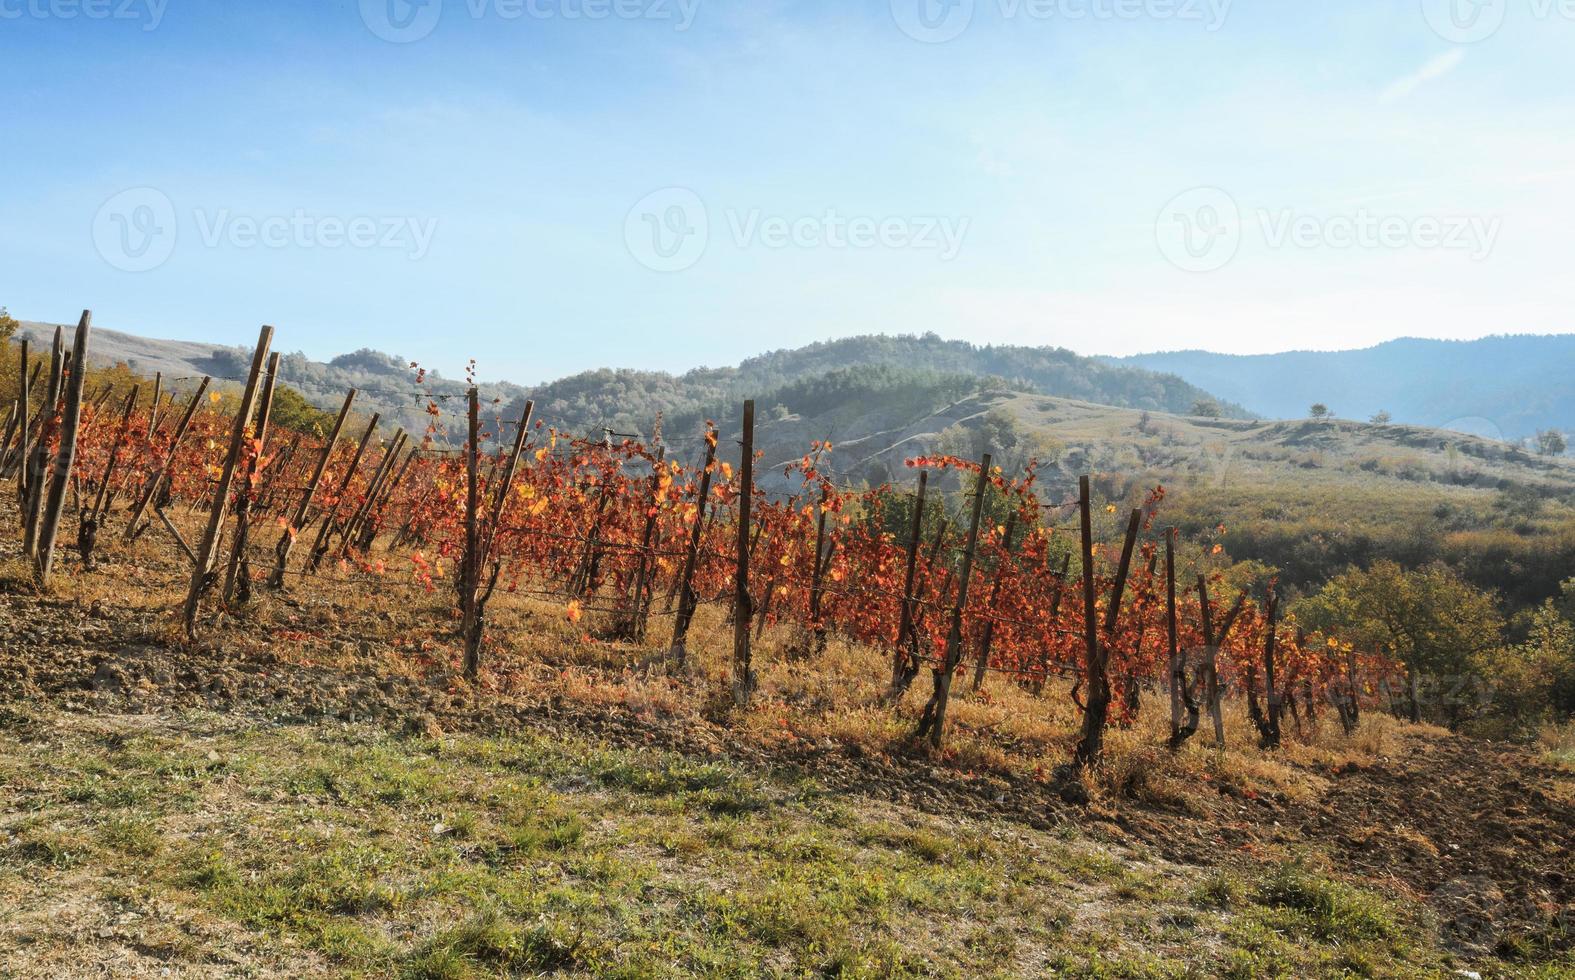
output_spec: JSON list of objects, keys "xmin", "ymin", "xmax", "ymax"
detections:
[{"xmin": 0, "ymin": 514, "xmax": 1572, "ymax": 977}]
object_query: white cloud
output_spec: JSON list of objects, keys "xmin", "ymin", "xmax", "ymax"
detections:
[{"xmin": 1380, "ymin": 50, "xmax": 1466, "ymax": 103}]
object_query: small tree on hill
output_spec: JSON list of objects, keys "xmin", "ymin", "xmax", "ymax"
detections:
[
  {"xmin": 1191, "ymin": 398, "xmax": 1222, "ymax": 418},
  {"xmin": 1309, "ymin": 403, "xmax": 1332, "ymax": 421},
  {"xmin": 1536, "ymin": 429, "xmax": 1567, "ymax": 457},
  {"xmin": 1369, "ymin": 410, "xmax": 1392, "ymax": 425}
]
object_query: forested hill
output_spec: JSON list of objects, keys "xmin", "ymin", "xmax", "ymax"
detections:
[
  {"xmin": 1110, "ymin": 334, "xmax": 1575, "ymax": 444},
  {"xmin": 522, "ymin": 333, "xmax": 1246, "ymax": 434},
  {"xmin": 11, "ymin": 324, "xmax": 1242, "ymax": 439}
]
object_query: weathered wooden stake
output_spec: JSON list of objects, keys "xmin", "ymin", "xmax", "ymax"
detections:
[
  {"xmin": 669, "ymin": 426, "xmax": 717, "ymax": 663},
  {"xmin": 1166, "ymin": 529, "xmax": 1182, "ymax": 742},
  {"xmin": 915, "ymin": 453, "xmax": 990, "ymax": 746},
  {"xmin": 731, "ymin": 400, "xmax": 756, "ymax": 706},
  {"xmin": 971, "ymin": 511, "xmax": 1018, "ymax": 693},
  {"xmin": 629, "ymin": 443, "xmax": 664, "ymax": 642},
  {"xmin": 337, "ymin": 429, "xmax": 406, "ymax": 560},
  {"xmin": 462, "ymin": 399, "xmax": 535, "ymax": 674},
  {"xmin": 1264, "ymin": 589, "xmax": 1281, "ymax": 748},
  {"xmin": 1073, "ymin": 502, "xmax": 1141, "ymax": 766},
  {"xmin": 23, "ymin": 327, "xmax": 64, "ymax": 557},
  {"xmin": 14, "ymin": 338, "xmax": 28, "ymax": 506},
  {"xmin": 461, "ymin": 389, "xmax": 483, "ymax": 680},
  {"xmin": 182, "ymin": 325, "xmax": 273, "ymax": 639},
  {"xmin": 34, "ymin": 312, "xmax": 91, "ymax": 586},
  {"xmin": 269, "ymin": 388, "xmax": 356, "ymax": 586},
  {"xmin": 147, "ymin": 372, "xmax": 162, "ymax": 438},
  {"xmin": 79, "ymin": 384, "xmax": 138, "ymax": 569},
  {"xmin": 223, "ymin": 352, "xmax": 280, "ymax": 603},
  {"xmin": 887, "ymin": 470, "xmax": 928, "ymax": 699},
  {"xmin": 306, "ymin": 411, "xmax": 379, "ymax": 571}
]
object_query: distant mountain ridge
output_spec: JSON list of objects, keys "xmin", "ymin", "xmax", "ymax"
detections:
[{"xmin": 1109, "ymin": 335, "xmax": 1575, "ymax": 443}]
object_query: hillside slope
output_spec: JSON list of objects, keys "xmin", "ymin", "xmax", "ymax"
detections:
[
  {"xmin": 1, "ymin": 506, "xmax": 1571, "ymax": 978},
  {"xmin": 11, "ymin": 323, "xmax": 1242, "ymax": 441},
  {"xmin": 726, "ymin": 388, "xmax": 1575, "ymax": 606},
  {"xmin": 1111, "ymin": 335, "xmax": 1575, "ymax": 443}
]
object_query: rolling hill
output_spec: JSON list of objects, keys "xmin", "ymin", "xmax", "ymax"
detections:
[
  {"xmin": 1110, "ymin": 335, "xmax": 1575, "ymax": 444},
  {"xmin": 11, "ymin": 323, "xmax": 1243, "ymax": 442}
]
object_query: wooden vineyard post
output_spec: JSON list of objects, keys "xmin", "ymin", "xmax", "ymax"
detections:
[
  {"xmin": 461, "ymin": 389, "xmax": 482, "ymax": 680},
  {"xmin": 915, "ymin": 452, "xmax": 990, "ymax": 747},
  {"xmin": 1170, "ymin": 576, "xmax": 1214, "ymax": 750},
  {"xmin": 1338, "ymin": 646, "xmax": 1361, "ymax": 734},
  {"xmin": 887, "ymin": 469, "xmax": 928, "ymax": 699},
  {"xmin": 336, "ymin": 430, "xmax": 406, "ymax": 560},
  {"xmin": 147, "ymin": 372, "xmax": 162, "ymax": 438},
  {"xmin": 629, "ymin": 444, "xmax": 664, "ymax": 642},
  {"xmin": 669, "ymin": 425, "xmax": 717, "ymax": 664},
  {"xmin": 462, "ymin": 398, "xmax": 534, "ymax": 678},
  {"xmin": 14, "ymin": 338, "xmax": 27, "ymax": 509},
  {"xmin": 182, "ymin": 325, "xmax": 273, "ymax": 639},
  {"xmin": 79, "ymin": 384, "xmax": 139, "ymax": 569},
  {"xmin": 270, "ymin": 388, "xmax": 356, "ymax": 587},
  {"xmin": 1073, "ymin": 476, "xmax": 1101, "ymax": 762},
  {"xmin": 34, "ymin": 312, "xmax": 91, "ymax": 587},
  {"xmin": 123, "ymin": 377, "xmax": 212, "ymax": 542},
  {"xmin": 222, "ymin": 352, "xmax": 280, "ymax": 604},
  {"xmin": 0, "ymin": 405, "xmax": 15, "ymax": 486},
  {"xmin": 731, "ymin": 400, "xmax": 756, "ymax": 706},
  {"xmin": 356, "ymin": 437, "xmax": 417, "ymax": 553},
  {"xmin": 1122, "ymin": 552, "xmax": 1158, "ymax": 720},
  {"xmin": 803, "ymin": 489, "xmax": 839, "ymax": 656},
  {"xmin": 1073, "ymin": 501, "xmax": 1141, "ymax": 767},
  {"xmin": 1264, "ymin": 588, "xmax": 1281, "ymax": 748},
  {"xmin": 1166, "ymin": 529, "xmax": 1182, "ymax": 743},
  {"xmin": 971, "ymin": 511, "xmax": 1018, "ymax": 693},
  {"xmin": 23, "ymin": 326, "xmax": 63, "ymax": 558},
  {"xmin": 1191, "ymin": 582, "xmax": 1248, "ymax": 750},
  {"xmin": 306, "ymin": 411, "xmax": 379, "ymax": 572}
]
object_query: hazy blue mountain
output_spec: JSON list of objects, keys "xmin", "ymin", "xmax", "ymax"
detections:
[{"xmin": 1110, "ymin": 335, "xmax": 1575, "ymax": 443}]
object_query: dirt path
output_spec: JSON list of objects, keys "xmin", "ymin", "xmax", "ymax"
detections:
[{"xmin": 1295, "ymin": 733, "xmax": 1573, "ymax": 958}]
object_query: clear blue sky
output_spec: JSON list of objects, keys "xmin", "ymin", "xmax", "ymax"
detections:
[{"xmin": 3, "ymin": 0, "xmax": 1572, "ymax": 384}]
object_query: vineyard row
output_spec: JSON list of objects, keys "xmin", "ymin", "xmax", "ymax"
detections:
[{"xmin": 3, "ymin": 318, "xmax": 1403, "ymax": 764}]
